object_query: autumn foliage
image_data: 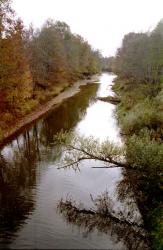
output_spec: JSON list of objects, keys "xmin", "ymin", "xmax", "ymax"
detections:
[{"xmin": 0, "ymin": 0, "xmax": 101, "ymax": 133}]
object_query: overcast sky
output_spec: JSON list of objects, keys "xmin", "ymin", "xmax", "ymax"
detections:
[{"xmin": 12, "ymin": 0, "xmax": 163, "ymax": 56}]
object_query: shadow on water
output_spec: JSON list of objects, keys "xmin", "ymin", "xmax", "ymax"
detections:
[
  {"xmin": 0, "ymin": 130, "xmax": 38, "ymax": 246},
  {"xmin": 0, "ymin": 82, "xmax": 100, "ymax": 247}
]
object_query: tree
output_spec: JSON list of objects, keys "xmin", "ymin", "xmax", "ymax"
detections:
[
  {"xmin": 0, "ymin": 0, "xmax": 32, "ymax": 117},
  {"xmin": 28, "ymin": 19, "xmax": 101, "ymax": 88},
  {"xmin": 114, "ymin": 20, "xmax": 163, "ymax": 85},
  {"xmin": 54, "ymin": 131, "xmax": 128, "ymax": 170},
  {"xmin": 29, "ymin": 20, "xmax": 69, "ymax": 88}
]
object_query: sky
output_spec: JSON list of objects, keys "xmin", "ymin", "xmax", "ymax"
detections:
[{"xmin": 12, "ymin": 0, "xmax": 163, "ymax": 57}]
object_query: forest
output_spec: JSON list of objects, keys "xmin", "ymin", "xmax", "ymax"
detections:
[{"xmin": 0, "ymin": 0, "xmax": 102, "ymax": 139}]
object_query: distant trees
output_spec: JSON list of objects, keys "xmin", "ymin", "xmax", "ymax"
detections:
[
  {"xmin": 28, "ymin": 20, "xmax": 101, "ymax": 89},
  {"xmin": 113, "ymin": 20, "xmax": 163, "ymax": 84},
  {"xmin": 101, "ymin": 56, "xmax": 115, "ymax": 72},
  {"xmin": 0, "ymin": 0, "xmax": 32, "ymax": 115},
  {"xmin": 29, "ymin": 20, "xmax": 69, "ymax": 88}
]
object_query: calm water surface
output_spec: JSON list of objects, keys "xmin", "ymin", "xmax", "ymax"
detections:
[{"xmin": 0, "ymin": 73, "xmax": 146, "ymax": 249}]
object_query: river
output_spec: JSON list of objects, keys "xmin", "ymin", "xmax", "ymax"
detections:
[{"xmin": 0, "ymin": 73, "xmax": 148, "ymax": 249}]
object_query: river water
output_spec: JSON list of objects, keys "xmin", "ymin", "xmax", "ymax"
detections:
[{"xmin": 0, "ymin": 73, "xmax": 147, "ymax": 249}]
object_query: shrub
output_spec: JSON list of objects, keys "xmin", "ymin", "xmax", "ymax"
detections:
[
  {"xmin": 155, "ymin": 87, "xmax": 163, "ymax": 126},
  {"xmin": 15, "ymin": 99, "xmax": 39, "ymax": 116},
  {"xmin": 126, "ymin": 130, "xmax": 163, "ymax": 172},
  {"xmin": 2, "ymin": 112, "xmax": 14, "ymax": 123},
  {"xmin": 120, "ymin": 98, "xmax": 159, "ymax": 135}
]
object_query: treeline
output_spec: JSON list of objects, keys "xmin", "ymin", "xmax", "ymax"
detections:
[
  {"xmin": 101, "ymin": 56, "xmax": 115, "ymax": 72},
  {"xmin": 107, "ymin": 20, "xmax": 163, "ymax": 84},
  {"xmin": 29, "ymin": 20, "xmax": 102, "ymax": 88},
  {"xmin": 108, "ymin": 20, "xmax": 163, "ymax": 250},
  {"xmin": 0, "ymin": 0, "xmax": 101, "ymax": 135}
]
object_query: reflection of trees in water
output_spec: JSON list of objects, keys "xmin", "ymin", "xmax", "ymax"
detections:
[
  {"xmin": 0, "ymin": 126, "xmax": 40, "ymax": 245},
  {"xmin": 40, "ymin": 83, "xmax": 99, "ymax": 146},
  {"xmin": 116, "ymin": 169, "xmax": 141, "ymax": 220},
  {"xmin": 57, "ymin": 191, "xmax": 150, "ymax": 250},
  {"xmin": 0, "ymin": 82, "xmax": 99, "ymax": 245},
  {"xmin": 117, "ymin": 168, "xmax": 162, "ymax": 237}
]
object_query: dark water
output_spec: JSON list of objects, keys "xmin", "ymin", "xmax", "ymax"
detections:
[{"xmin": 0, "ymin": 73, "xmax": 148, "ymax": 249}]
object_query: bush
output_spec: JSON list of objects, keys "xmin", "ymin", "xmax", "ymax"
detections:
[
  {"xmin": 15, "ymin": 99, "xmax": 39, "ymax": 116},
  {"xmin": 126, "ymin": 130, "xmax": 163, "ymax": 172},
  {"xmin": 1, "ymin": 112, "xmax": 14, "ymax": 123},
  {"xmin": 155, "ymin": 87, "xmax": 163, "ymax": 126},
  {"xmin": 120, "ymin": 98, "xmax": 159, "ymax": 135}
]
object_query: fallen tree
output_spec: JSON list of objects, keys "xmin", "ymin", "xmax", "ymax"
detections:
[
  {"xmin": 53, "ymin": 131, "xmax": 129, "ymax": 170},
  {"xmin": 97, "ymin": 96, "xmax": 121, "ymax": 104}
]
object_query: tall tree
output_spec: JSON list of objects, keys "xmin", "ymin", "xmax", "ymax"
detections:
[{"xmin": 0, "ymin": 0, "xmax": 32, "ymax": 114}]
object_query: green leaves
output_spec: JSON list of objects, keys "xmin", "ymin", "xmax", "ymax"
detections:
[
  {"xmin": 113, "ymin": 20, "xmax": 163, "ymax": 84},
  {"xmin": 54, "ymin": 131, "xmax": 126, "ymax": 170}
]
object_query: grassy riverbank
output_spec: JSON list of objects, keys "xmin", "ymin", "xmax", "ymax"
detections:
[{"xmin": 112, "ymin": 77, "xmax": 163, "ymax": 250}]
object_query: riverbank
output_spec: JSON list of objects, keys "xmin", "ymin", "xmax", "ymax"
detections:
[
  {"xmin": 112, "ymin": 77, "xmax": 163, "ymax": 250},
  {"xmin": 1, "ymin": 73, "xmax": 147, "ymax": 249},
  {"xmin": 0, "ymin": 75, "xmax": 99, "ymax": 148}
]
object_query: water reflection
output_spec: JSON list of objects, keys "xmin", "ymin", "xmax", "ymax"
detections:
[
  {"xmin": 0, "ymin": 82, "xmax": 100, "ymax": 247},
  {"xmin": 116, "ymin": 167, "xmax": 162, "ymax": 234},
  {"xmin": 40, "ymin": 83, "xmax": 99, "ymax": 146},
  {"xmin": 57, "ymin": 191, "xmax": 149, "ymax": 250},
  {"xmin": 0, "ymin": 130, "xmax": 38, "ymax": 246}
]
